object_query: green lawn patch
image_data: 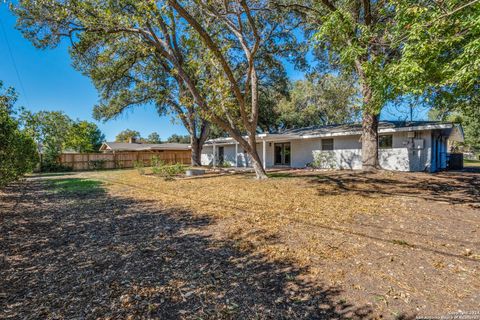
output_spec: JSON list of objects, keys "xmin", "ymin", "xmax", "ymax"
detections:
[{"xmin": 48, "ymin": 178, "xmax": 105, "ymax": 195}]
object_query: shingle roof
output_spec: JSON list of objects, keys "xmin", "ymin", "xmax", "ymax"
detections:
[
  {"xmin": 277, "ymin": 121, "xmax": 452, "ymax": 136},
  {"xmin": 100, "ymin": 142, "xmax": 190, "ymax": 152},
  {"xmin": 205, "ymin": 121, "xmax": 455, "ymax": 144}
]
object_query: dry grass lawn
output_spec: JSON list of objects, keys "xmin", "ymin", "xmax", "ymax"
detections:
[{"xmin": 1, "ymin": 168, "xmax": 479, "ymax": 319}]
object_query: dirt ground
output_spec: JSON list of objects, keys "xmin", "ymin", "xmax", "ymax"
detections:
[{"xmin": 1, "ymin": 168, "xmax": 479, "ymax": 319}]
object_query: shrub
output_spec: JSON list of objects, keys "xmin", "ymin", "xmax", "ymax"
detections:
[
  {"xmin": 133, "ymin": 160, "xmax": 145, "ymax": 174},
  {"xmin": 40, "ymin": 161, "xmax": 72, "ymax": 173},
  {"xmin": 151, "ymin": 155, "xmax": 164, "ymax": 167},
  {"xmin": 219, "ymin": 161, "xmax": 231, "ymax": 168},
  {"xmin": 310, "ymin": 151, "xmax": 336, "ymax": 169},
  {"xmin": 152, "ymin": 162, "xmax": 186, "ymax": 180},
  {"xmin": 0, "ymin": 108, "xmax": 38, "ymax": 186}
]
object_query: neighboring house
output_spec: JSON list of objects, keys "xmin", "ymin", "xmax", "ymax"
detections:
[
  {"xmin": 201, "ymin": 121, "xmax": 464, "ymax": 172},
  {"xmin": 98, "ymin": 141, "xmax": 192, "ymax": 167}
]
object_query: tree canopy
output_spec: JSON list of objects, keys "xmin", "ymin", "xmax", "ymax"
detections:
[
  {"xmin": 167, "ymin": 134, "xmax": 190, "ymax": 144},
  {"xmin": 115, "ymin": 129, "xmax": 142, "ymax": 143},
  {"xmin": 64, "ymin": 120, "xmax": 105, "ymax": 152},
  {"xmin": 146, "ymin": 132, "xmax": 162, "ymax": 144},
  {"xmin": 274, "ymin": 74, "xmax": 359, "ymax": 130},
  {"xmin": 14, "ymin": 0, "xmax": 304, "ymax": 178},
  {"xmin": 20, "ymin": 110, "xmax": 105, "ymax": 170},
  {"xmin": 275, "ymin": 0, "xmax": 480, "ymax": 169}
]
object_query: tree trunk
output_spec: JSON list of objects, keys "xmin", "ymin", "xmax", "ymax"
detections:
[
  {"xmin": 224, "ymin": 128, "xmax": 267, "ymax": 179},
  {"xmin": 361, "ymin": 111, "xmax": 380, "ymax": 171},
  {"xmin": 248, "ymin": 144, "xmax": 268, "ymax": 179},
  {"xmin": 190, "ymin": 137, "xmax": 202, "ymax": 166}
]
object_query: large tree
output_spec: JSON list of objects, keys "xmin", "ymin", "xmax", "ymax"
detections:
[
  {"xmin": 80, "ymin": 27, "xmax": 210, "ymax": 166},
  {"xmin": 65, "ymin": 120, "xmax": 105, "ymax": 152},
  {"xmin": 20, "ymin": 110, "xmax": 72, "ymax": 168},
  {"xmin": 276, "ymin": 0, "xmax": 479, "ymax": 170},
  {"xmin": 20, "ymin": 110, "xmax": 106, "ymax": 169},
  {"xmin": 146, "ymin": 132, "xmax": 162, "ymax": 144},
  {"xmin": 15, "ymin": 0, "xmax": 302, "ymax": 179},
  {"xmin": 274, "ymin": 74, "xmax": 359, "ymax": 130}
]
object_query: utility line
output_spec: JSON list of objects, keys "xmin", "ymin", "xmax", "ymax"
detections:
[{"xmin": 0, "ymin": 17, "xmax": 30, "ymax": 108}]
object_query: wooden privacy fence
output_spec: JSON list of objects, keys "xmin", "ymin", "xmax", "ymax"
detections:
[{"xmin": 59, "ymin": 150, "xmax": 191, "ymax": 171}]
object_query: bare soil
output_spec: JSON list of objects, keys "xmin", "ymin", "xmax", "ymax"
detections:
[{"xmin": 1, "ymin": 168, "xmax": 479, "ymax": 319}]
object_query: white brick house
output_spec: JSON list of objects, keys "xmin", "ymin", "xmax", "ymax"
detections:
[{"xmin": 201, "ymin": 121, "xmax": 464, "ymax": 172}]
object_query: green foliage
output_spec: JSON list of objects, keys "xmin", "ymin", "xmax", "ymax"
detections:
[
  {"xmin": 0, "ymin": 82, "xmax": 39, "ymax": 186},
  {"xmin": 115, "ymin": 129, "xmax": 141, "ymax": 143},
  {"xmin": 151, "ymin": 160, "xmax": 186, "ymax": 180},
  {"xmin": 146, "ymin": 132, "xmax": 161, "ymax": 144},
  {"xmin": 167, "ymin": 134, "xmax": 190, "ymax": 144},
  {"xmin": 275, "ymin": 74, "xmax": 359, "ymax": 129},
  {"xmin": 19, "ymin": 110, "xmax": 105, "ymax": 170},
  {"xmin": 275, "ymin": 0, "xmax": 480, "ymax": 167},
  {"xmin": 429, "ymin": 100, "xmax": 480, "ymax": 152},
  {"xmin": 133, "ymin": 160, "xmax": 145, "ymax": 175},
  {"xmin": 310, "ymin": 151, "xmax": 336, "ymax": 169},
  {"xmin": 65, "ymin": 121, "xmax": 105, "ymax": 152},
  {"xmin": 151, "ymin": 156, "xmax": 164, "ymax": 168},
  {"xmin": 218, "ymin": 161, "xmax": 231, "ymax": 168},
  {"xmin": 13, "ymin": 0, "xmax": 305, "ymax": 178},
  {"xmin": 49, "ymin": 178, "xmax": 104, "ymax": 195}
]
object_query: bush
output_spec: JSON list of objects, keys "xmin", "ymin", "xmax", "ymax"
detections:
[
  {"xmin": 310, "ymin": 151, "xmax": 336, "ymax": 169},
  {"xmin": 0, "ymin": 108, "xmax": 38, "ymax": 186},
  {"xmin": 152, "ymin": 162, "xmax": 186, "ymax": 180},
  {"xmin": 133, "ymin": 160, "xmax": 145, "ymax": 174},
  {"xmin": 40, "ymin": 146, "xmax": 66, "ymax": 172},
  {"xmin": 151, "ymin": 156, "xmax": 164, "ymax": 167},
  {"xmin": 40, "ymin": 161, "xmax": 72, "ymax": 173},
  {"xmin": 219, "ymin": 161, "xmax": 231, "ymax": 168}
]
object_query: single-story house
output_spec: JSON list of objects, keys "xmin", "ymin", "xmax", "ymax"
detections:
[{"xmin": 201, "ymin": 121, "xmax": 464, "ymax": 172}]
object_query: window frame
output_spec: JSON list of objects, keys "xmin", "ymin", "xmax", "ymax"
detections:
[
  {"xmin": 379, "ymin": 135, "xmax": 393, "ymax": 149},
  {"xmin": 321, "ymin": 138, "xmax": 334, "ymax": 151}
]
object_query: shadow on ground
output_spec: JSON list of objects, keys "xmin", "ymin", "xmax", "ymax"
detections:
[
  {"xmin": 270, "ymin": 169, "xmax": 480, "ymax": 207},
  {"xmin": 0, "ymin": 178, "xmax": 374, "ymax": 319}
]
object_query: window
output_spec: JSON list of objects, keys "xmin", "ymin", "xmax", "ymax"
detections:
[
  {"xmin": 321, "ymin": 139, "xmax": 334, "ymax": 151},
  {"xmin": 379, "ymin": 135, "xmax": 393, "ymax": 149}
]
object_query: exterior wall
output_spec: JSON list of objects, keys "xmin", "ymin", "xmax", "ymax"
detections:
[
  {"xmin": 378, "ymin": 130, "xmax": 432, "ymax": 172},
  {"xmin": 201, "ymin": 131, "xmax": 436, "ymax": 172},
  {"xmin": 201, "ymin": 142, "xmax": 274, "ymax": 167}
]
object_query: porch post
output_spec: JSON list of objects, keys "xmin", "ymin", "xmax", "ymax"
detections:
[
  {"xmin": 213, "ymin": 144, "xmax": 216, "ymax": 168},
  {"xmin": 262, "ymin": 139, "xmax": 266, "ymax": 170},
  {"xmin": 235, "ymin": 143, "xmax": 238, "ymax": 167}
]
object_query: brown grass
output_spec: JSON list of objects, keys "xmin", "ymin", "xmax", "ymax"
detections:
[
  {"xmin": 77, "ymin": 168, "xmax": 480, "ymax": 316},
  {"xmin": 5, "ymin": 168, "xmax": 480, "ymax": 318},
  {"xmin": 82, "ymin": 169, "xmax": 405, "ymax": 266}
]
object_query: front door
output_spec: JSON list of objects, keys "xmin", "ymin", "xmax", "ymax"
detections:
[
  {"xmin": 274, "ymin": 143, "xmax": 291, "ymax": 166},
  {"xmin": 218, "ymin": 146, "xmax": 224, "ymax": 164}
]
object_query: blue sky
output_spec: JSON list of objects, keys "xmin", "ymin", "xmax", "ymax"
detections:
[{"xmin": 1, "ymin": 5, "xmax": 427, "ymax": 141}]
